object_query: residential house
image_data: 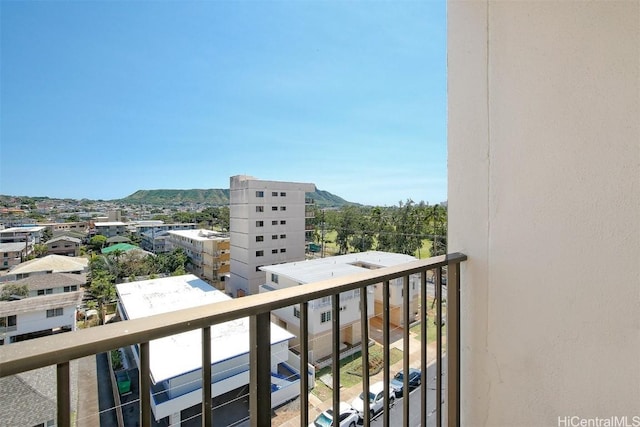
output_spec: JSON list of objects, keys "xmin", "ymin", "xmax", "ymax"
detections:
[
  {"xmin": 1, "ymin": 255, "xmax": 88, "ymax": 282},
  {"xmin": 228, "ymin": 175, "xmax": 315, "ymax": 297},
  {"xmin": 11, "ymin": 273, "xmax": 86, "ymax": 298},
  {"xmin": 115, "ymin": 274, "xmax": 304, "ymax": 425},
  {"xmin": 166, "ymin": 229, "xmax": 230, "ymax": 290},
  {"xmin": 0, "ymin": 242, "xmax": 28, "ymax": 270},
  {"xmin": 45, "ymin": 236, "xmax": 81, "ymax": 257},
  {"xmin": 259, "ymin": 251, "xmax": 419, "ymax": 364},
  {"xmin": 93, "ymin": 222, "xmax": 126, "ymax": 238},
  {"xmin": 0, "ymin": 285, "xmax": 83, "ymax": 345}
]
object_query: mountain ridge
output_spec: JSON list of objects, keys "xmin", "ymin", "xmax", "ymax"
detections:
[{"xmin": 119, "ymin": 188, "xmax": 357, "ymax": 207}]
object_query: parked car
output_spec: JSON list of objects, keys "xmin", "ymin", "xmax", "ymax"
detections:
[
  {"xmin": 351, "ymin": 381, "xmax": 395, "ymax": 419},
  {"xmin": 115, "ymin": 369, "xmax": 131, "ymax": 395},
  {"xmin": 309, "ymin": 402, "xmax": 359, "ymax": 427},
  {"xmin": 390, "ymin": 367, "xmax": 421, "ymax": 397}
]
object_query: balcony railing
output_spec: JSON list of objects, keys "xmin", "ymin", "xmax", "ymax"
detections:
[{"xmin": 0, "ymin": 252, "xmax": 465, "ymax": 427}]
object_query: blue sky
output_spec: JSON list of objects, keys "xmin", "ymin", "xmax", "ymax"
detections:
[{"xmin": 1, "ymin": 1, "xmax": 447, "ymax": 206}]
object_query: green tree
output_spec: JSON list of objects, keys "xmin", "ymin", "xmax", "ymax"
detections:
[
  {"xmin": 89, "ymin": 271, "xmax": 116, "ymax": 324},
  {"xmin": 89, "ymin": 235, "xmax": 107, "ymax": 251},
  {"xmin": 33, "ymin": 243, "xmax": 49, "ymax": 258},
  {"xmin": 0, "ymin": 284, "xmax": 29, "ymax": 300}
]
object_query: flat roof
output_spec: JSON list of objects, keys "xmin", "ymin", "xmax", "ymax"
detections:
[
  {"xmin": 0, "ymin": 226, "xmax": 46, "ymax": 233},
  {"xmin": 167, "ymin": 229, "xmax": 229, "ymax": 241},
  {"xmin": 116, "ymin": 274, "xmax": 293, "ymax": 383},
  {"xmin": 261, "ymin": 251, "xmax": 417, "ymax": 283},
  {"xmin": 93, "ymin": 222, "xmax": 126, "ymax": 226}
]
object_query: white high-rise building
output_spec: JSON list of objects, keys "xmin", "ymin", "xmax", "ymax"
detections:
[{"xmin": 228, "ymin": 175, "xmax": 315, "ymax": 297}]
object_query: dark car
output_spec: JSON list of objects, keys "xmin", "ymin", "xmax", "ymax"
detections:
[{"xmin": 390, "ymin": 368, "xmax": 421, "ymax": 397}]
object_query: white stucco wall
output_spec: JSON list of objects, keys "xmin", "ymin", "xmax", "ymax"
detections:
[{"xmin": 448, "ymin": 1, "xmax": 640, "ymax": 425}]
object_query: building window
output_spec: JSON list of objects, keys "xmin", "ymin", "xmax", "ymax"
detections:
[
  {"xmin": 256, "ymin": 250, "xmax": 264, "ymax": 257},
  {"xmin": 256, "ymin": 236, "xmax": 264, "ymax": 242},
  {"xmin": 271, "ymin": 273, "xmax": 279, "ymax": 284},
  {"xmin": 280, "ymin": 220, "xmax": 286, "ymax": 225},
  {"xmin": 272, "ymin": 206, "xmax": 278, "ymax": 211},
  {"xmin": 256, "ymin": 191, "xmax": 264, "ymax": 197},
  {"xmin": 272, "ymin": 191, "xmax": 278, "ymax": 196},
  {"xmin": 321, "ymin": 311, "xmax": 331, "ymax": 323},
  {"xmin": 272, "ymin": 249, "xmax": 278, "ymax": 254},
  {"xmin": 0, "ymin": 315, "xmax": 17, "ymax": 328},
  {"xmin": 280, "ymin": 248, "xmax": 286, "ymax": 253},
  {"xmin": 256, "ymin": 221, "xmax": 264, "ymax": 227},
  {"xmin": 46, "ymin": 308, "xmax": 63, "ymax": 318},
  {"xmin": 272, "ymin": 235, "xmax": 278, "ymax": 240},
  {"xmin": 63, "ymin": 285, "xmax": 78, "ymax": 292},
  {"xmin": 280, "ymin": 206, "xmax": 286, "ymax": 211},
  {"xmin": 271, "ymin": 220, "xmax": 278, "ymax": 225},
  {"xmin": 46, "ymin": 288, "xmax": 53, "ymax": 295},
  {"xmin": 280, "ymin": 192, "xmax": 286, "ymax": 197},
  {"xmin": 37, "ymin": 289, "xmax": 45, "ymax": 296},
  {"xmin": 280, "ymin": 234, "xmax": 286, "ymax": 239},
  {"xmin": 256, "ymin": 206, "xmax": 264, "ymax": 212},
  {"xmin": 293, "ymin": 306, "xmax": 300, "ymax": 318},
  {"xmin": 256, "ymin": 266, "xmax": 262, "ymax": 272}
]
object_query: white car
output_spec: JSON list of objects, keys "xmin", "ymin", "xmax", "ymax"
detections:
[
  {"xmin": 309, "ymin": 402, "xmax": 360, "ymax": 427},
  {"xmin": 351, "ymin": 380, "xmax": 395, "ymax": 419}
]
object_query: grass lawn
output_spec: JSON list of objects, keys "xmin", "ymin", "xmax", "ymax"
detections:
[
  {"xmin": 415, "ymin": 239, "xmax": 432, "ymax": 259},
  {"xmin": 311, "ymin": 344, "xmax": 403, "ymax": 401},
  {"xmin": 410, "ymin": 297, "xmax": 447, "ymax": 343}
]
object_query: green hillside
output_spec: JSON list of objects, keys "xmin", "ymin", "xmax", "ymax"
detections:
[{"xmin": 120, "ymin": 188, "xmax": 356, "ymax": 207}]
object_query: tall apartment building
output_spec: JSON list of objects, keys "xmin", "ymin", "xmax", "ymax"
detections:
[
  {"xmin": 228, "ymin": 175, "xmax": 315, "ymax": 297},
  {"xmin": 166, "ymin": 229, "xmax": 230, "ymax": 290}
]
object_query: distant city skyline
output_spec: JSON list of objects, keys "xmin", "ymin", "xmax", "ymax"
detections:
[{"xmin": 0, "ymin": 1, "xmax": 447, "ymax": 207}]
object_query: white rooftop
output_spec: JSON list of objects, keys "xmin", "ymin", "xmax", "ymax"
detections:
[
  {"xmin": 116, "ymin": 274, "xmax": 293, "ymax": 383},
  {"xmin": 167, "ymin": 229, "xmax": 228, "ymax": 241},
  {"xmin": 0, "ymin": 226, "xmax": 46, "ymax": 233},
  {"xmin": 261, "ymin": 251, "xmax": 418, "ymax": 283},
  {"xmin": 93, "ymin": 222, "xmax": 126, "ymax": 226}
]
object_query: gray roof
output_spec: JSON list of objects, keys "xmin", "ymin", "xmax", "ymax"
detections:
[
  {"xmin": 0, "ymin": 242, "xmax": 27, "ymax": 252},
  {"xmin": 0, "ymin": 375, "xmax": 56, "ymax": 426},
  {"xmin": 9, "ymin": 272, "xmax": 86, "ymax": 291},
  {"xmin": 0, "ymin": 290, "xmax": 84, "ymax": 317},
  {"xmin": 45, "ymin": 236, "xmax": 82, "ymax": 244},
  {"xmin": 0, "ymin": 362, "xmax": 78, "ymax": 427},
  {"xmin": 106, "ymin": 235, "xmax": 131, "ymax": 243}
]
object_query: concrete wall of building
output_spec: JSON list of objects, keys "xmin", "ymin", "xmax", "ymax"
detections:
[{"xmin": 448, "ymin": 1, "xmax": 640, "ymax": 424}]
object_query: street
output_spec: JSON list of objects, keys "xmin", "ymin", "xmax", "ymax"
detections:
[{"xmin": 368, "ymin": 358, "xmax": 447, "ymax": 427}]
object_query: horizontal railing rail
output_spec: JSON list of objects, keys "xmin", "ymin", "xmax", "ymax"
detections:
[{"xmin": 0, "ymin": 252, "xmax": 466, "ymax": 427}]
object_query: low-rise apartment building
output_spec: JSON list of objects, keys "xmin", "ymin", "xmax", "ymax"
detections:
[
  {"xmin": 259, "ymin": 251, "xmax": 420, "ymax": 365},
  {"xmin": 0, "ymin": 226, "xmax": 46, "ymax": 245},
  {"xmin": 166, "ymin": 229, "xmax": 230, "ymax": 290},
  {"xmin": 115, "ymin": 274, "xmax": 303, "ymax": 425}
]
